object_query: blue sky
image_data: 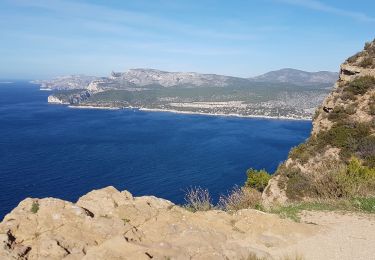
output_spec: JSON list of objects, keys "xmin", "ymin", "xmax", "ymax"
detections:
[{"xmin": 0, "ymin": 0, "xmax": 374, "ymax": 79}]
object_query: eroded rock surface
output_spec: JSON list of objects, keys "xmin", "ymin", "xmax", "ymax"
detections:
[
  {"xmin": 1, "ymin": 187, "xmax": 375, "ymax": 259},
  {"xmin": 0, "ymin": 186, "xmax": 317, "ymax": 259}
]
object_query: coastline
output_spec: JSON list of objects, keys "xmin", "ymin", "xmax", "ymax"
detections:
[
  {"xmin": 65, "ymin": 104, "xmax": 312, "ymax": 121},
  {"xmin": 139, "ymin": 107, "xmax": 311, "ymax": 121},
  {"xmin": 68, "ymin": 105, "xmax": 121, "ymax": 110}
]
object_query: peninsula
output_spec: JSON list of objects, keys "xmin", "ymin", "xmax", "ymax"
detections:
[{"xmin": 33, "ymin": 69, "xmax": 338, "ymax": 120}]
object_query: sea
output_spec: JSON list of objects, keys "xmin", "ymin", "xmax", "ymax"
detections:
[{"xmin": 0, "ymin": 81, "xmax": 312, "ymax": 219}]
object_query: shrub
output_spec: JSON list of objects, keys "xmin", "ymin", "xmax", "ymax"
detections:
[
  {"xmin": 327, "ymin": 106, "xmax": 349, "ymax": 122},
  {"xmin": 316, "ymin": 122, "xmax": 371, "ymax": 159},
  {"xmin": 31, "ymin": 201, "xmax": 39, "ymax": 214},
  {"xmin": 245, "ymin": 168, "xmax": 271, "ymax": 192},
  {"xmin": 345, "ymin": 76, "xmax": 375, "ymax": 95},
  {"xmin": 359, "ymin": 57, "xmax": 374, "ymax": 68},
  {"xmin": 313, "ymin": 163, "xmax": 347, "ymax": 199},
  {"xmin": 285, "ymin": 168, "xmax": 314, "ymax": 200},
  {"xmin": 357, "ymin": 135, "xmax": 375, "ymax": 167},
  {"xmin": 313, "ymin": 158, "xmax": 375, "ymax": 199},
  {"xmin": 218, "ymin": 186, "xmax": 261, "ymax": 211},
  {"xmin": 345, "ymin": 103, "xmax": 357, "ymax": 115},
  {"xmin": 341, "ymin": 91, "xmax": 356, "ymax": 101},
  {"xmin": 337, "ymin": 157, "xmax": 375, "ymax": 197},
  {"xmin": 184, "ymin": 187, "xmax": 213, "ymax": 212},
  {"xmin": 346, "ymin": 52, "xmax": 361, "ymax": 64},
  {"xmin": 289, "ymin": 141, "xmax": 318, "ymax": 164}
]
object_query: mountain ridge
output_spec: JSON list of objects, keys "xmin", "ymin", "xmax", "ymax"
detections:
[
  {"xmin": 251, "ymin": 68, "xmax": 339, "ymax": 85},
  {"xmin": 32, "ymin": 68, "xmax": 338, "ymax": 90}
]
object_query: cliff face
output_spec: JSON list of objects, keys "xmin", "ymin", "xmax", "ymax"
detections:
[{"xmin": 263, "ymin": 40, "xmax": 375, "ymax": 205}]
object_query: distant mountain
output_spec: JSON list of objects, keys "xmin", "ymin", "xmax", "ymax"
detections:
[
  {"xmin": 110, "ymin": 68, "xmax": 249, "ymax": 88},
  {"xmin": 250, "ymin": 68, "xmax": 338, "ymax": 85},
  {"xmin": 32, "ymin": 75, "xmax": 99, "ymax": 90},
  {"xmin": 32, "ymin": 68, "xmax": 337, "ymax": 91},
  {"xmin": 33, "ymin": 67, "xmax": 338, "ymax": 119}
]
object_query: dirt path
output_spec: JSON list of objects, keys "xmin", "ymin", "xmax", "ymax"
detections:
[{"xmin": 274, "ymin": 211, "xmax": 375, "ymax": 260}]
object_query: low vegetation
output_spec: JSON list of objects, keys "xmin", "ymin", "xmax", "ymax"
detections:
[
  {"xmin": 183, "ymin": 186, "xmax": 213, "ymax": 212},
  {"xmin": 344, "ymin": 76, "xmax": 375, "ymax": 96},
  {"xmin": 270, "ymin": 197, "xmax": 375, "ymax": 222},
  {"xmin": 218, "ymin": 186, "xmax": 262, "ymax": 211},
  {"xmin": 347, "ymin": 40, "xmax": 375, "ymax": 68},
  {"xmin": 313, "ymin": 158, "xmax": 375, "ymax": 198},
  {"xmin": 245, "ymin": 168, "xmax": 272, "ymax": 192},
  {"xmin": 359, "ymin": 57, "xmax": 374, "ymax": 68},
  {"xmin": 31, "ymin": 201, "xmax": 39, "ymax": 214}
]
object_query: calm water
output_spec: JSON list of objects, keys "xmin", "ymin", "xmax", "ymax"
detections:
[{"xmin": 0, "ymin": 82, "xmax": 311, "ymax": 218}]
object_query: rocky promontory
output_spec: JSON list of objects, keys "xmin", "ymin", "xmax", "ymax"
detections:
[{"xmin": 2, "ymin": 186, "xmax": 375, "ymax": 260}]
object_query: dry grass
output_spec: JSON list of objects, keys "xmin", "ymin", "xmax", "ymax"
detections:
[
  {"xmin": 183, "ymin": 186, "xmax": 213, "ymax": 212},
  {"xmin": 218, "ymin": 186, "xmax": 262, "ymax": 211}
]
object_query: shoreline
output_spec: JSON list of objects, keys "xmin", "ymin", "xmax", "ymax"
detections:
[
  {"xmin": 68, "ymin": 105, "xmax": 121, "ymax": 110},
  {"xmin": 65, "ymin": 104, "xmax": 311, "ymax": 121},
  {"xmin": 139, "ymin": 107, "xmax": 311, "ymax": 121}
]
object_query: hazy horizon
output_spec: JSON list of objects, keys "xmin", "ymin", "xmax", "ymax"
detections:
[{"xmin": 1, "ymin": 0, "xmax": 374, "ymax": 79}]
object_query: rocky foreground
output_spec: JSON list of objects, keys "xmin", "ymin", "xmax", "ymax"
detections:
[{"xmin": 1, "ymin": 186, "xmax": 375, "ymax": 260}]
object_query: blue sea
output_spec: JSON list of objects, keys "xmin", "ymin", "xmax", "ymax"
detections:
[{"xmin": 0, "ymin": 82, "xmax": 311, "ymax": 219}]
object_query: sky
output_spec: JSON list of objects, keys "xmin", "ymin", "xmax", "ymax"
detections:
[{"xmin": 0, "ymin": 0, "xmax": 374, "ymax": 79}]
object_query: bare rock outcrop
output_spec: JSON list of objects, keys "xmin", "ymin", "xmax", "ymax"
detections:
[
  {"xmin": 2, "ymin": 187, "xmax": 375, "ymax": 259},
  {"xmin": 0, "ymin": 186, "xmax": 318, "ymax": 259}
]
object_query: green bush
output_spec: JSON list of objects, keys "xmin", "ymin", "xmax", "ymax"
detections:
[
  {"xmin": 31, "ymin": 201, "xmax": 39, "ymax": 214},
  {"xmin": 336, "ymin": 157, "xmax": 375, "ymax": 197},
  {"xmin": 345, "ymin": 76, "xmax": 375, "ymax": 95},
  {"xmin": 312, "ymin": 158, "xmax": 375, "ymax": 199},
  {"xmin": 316, "ymin": 122, "xmax": 371, "ymax": 159},
  {"xmin": 289, "ymin": 142, "xmax": 315, "ymax": 164},
  {"xmin": 245, "ymin": 168, "xmax": 271, "ymax": 192}
]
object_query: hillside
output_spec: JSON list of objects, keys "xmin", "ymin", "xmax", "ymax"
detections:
[
  {"xmin": 251, "ymin": 68, "xmax": 338, "ymax": 86},
  {"xmin": 263, "ymin": 40, "xmax": 375, "ymax": 204}
]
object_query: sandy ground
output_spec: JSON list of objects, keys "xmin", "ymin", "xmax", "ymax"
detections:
[{"xmin": 275, "ymin": 211, "xmax": 375, "ymax": 260}]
